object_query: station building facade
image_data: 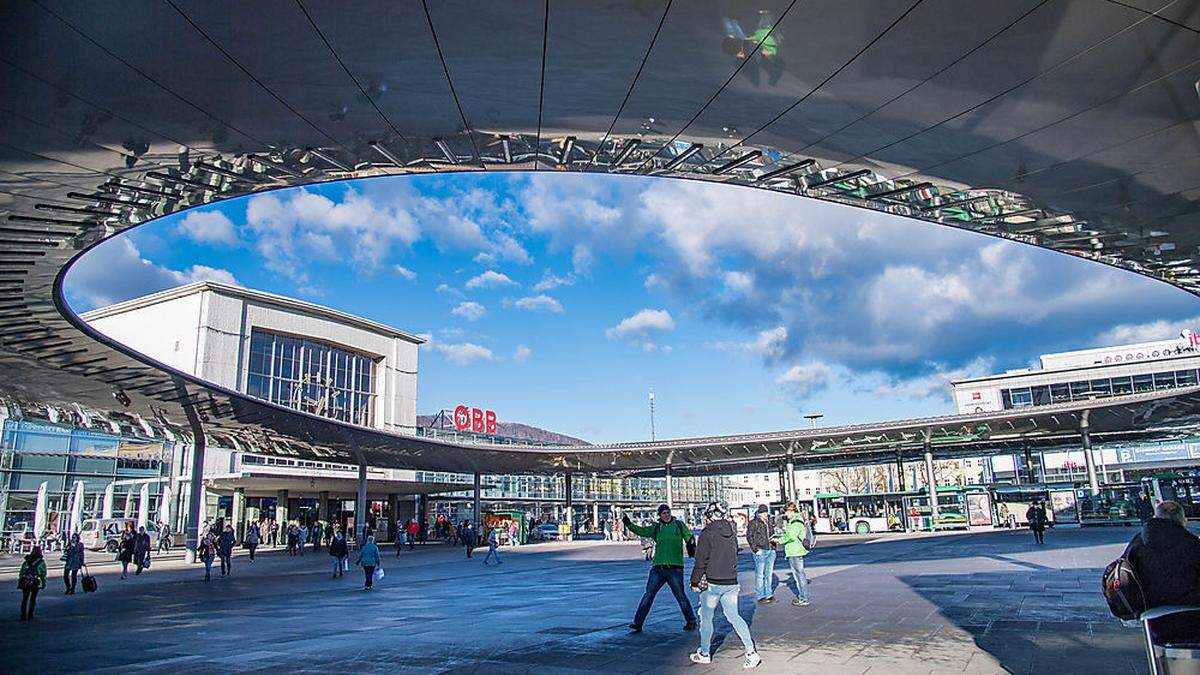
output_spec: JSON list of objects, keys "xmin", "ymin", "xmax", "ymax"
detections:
[{"xmin": 2, "ymin": 282, "xmax": 725, "ymax": 539}]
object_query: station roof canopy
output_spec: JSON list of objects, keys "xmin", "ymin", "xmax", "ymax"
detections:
[{"xmin": 1, "ymin": 2, "xmax": 1198, "ymax": 476}]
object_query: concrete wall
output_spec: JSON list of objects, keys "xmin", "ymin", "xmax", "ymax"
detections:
[{"xmin": 86, "ymin": 292, "xmax": 204, "ymax": 375}]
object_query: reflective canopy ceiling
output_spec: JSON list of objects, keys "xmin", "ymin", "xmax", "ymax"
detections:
[{"xmin": 1, "ymin": 0, "xmax": 1198, "ymax": 474}]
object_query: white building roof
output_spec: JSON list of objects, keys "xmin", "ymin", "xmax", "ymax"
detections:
[{"xmin": 81, "ymin": 280, "xmax": 425, "ymax": 345}]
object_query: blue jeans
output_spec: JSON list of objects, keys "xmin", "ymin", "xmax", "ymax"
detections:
[
  {"xmin": 633, "ymin": 566, "xmax": 696, "ymax": 627},
  {"xmin": 485, "ymin": 541, "xmax": 501, "ymax": 564},
  {"xmin": 787, "ymin": 556, "xmax": 809, "ymax": 602},
  {"xmin": 752, "ymin": 549, "xmax": 777, "ymax": 600},
  {"xmin": 698, "ymin": 583, "xmax": 755, "ymax": 656}
]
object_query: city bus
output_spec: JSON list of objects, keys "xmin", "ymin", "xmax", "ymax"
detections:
[
  {"xmin": 1143, "ymin": 472, "xmax": 1200, "ymax": 517},
  {"xmin": 988, "ymin": 483, "xmax": 1080, "ymax": 527},
  {"xmin": 901, "ymin": 486, "xmax": 972, "ymax": 531},
  {"xmin": 809, "ymin": 492, "xmax": 907, "ymax": 535}
]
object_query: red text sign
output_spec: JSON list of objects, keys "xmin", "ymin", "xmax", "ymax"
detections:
[{"xmin": 454, "ymin": 405, "xmax": 497, "ymax": 434}]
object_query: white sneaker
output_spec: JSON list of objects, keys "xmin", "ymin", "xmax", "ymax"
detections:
[
  {"xmin": 689, "ymin": 651, "xmax": 711, "ymax": 664},
  {"xmin": 744, "ymin": 652, "xmax": 762, "ymax": 669}
]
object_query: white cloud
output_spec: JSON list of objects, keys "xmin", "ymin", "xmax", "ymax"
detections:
[
  {"xmin": 451, "ymin": 301, "xmax": 487, "ymax": 321},
  {"xmin": 776, "ymin": 363, "xmax": 832, "ymax": 400},
  {"xmin": 430, "ymin": 342, "xmax": 497, "ymax": 366},
  {"xmin": 244, "ymin": 187, "xmax": 419, "ymax": 280},
  {"xmin": 176, "ymin": 210, "xmax": 239, "ymax": 246},
  {"xmin": 393, "ymin": 265, "xmax": 417, "ymax": 281},
  {"xmin": 871, "ymin": 357, "xmax": 996, "ymax": 401},
  {"xmin": 465, "ymin": 270, "xmax": 518, "ymax": 290},
  {"xmin": 606, "ymin": 309, "xmax": 675, "ymax": 341},
  {"xmin": 715, "ymin": 326, "xmax": 787, "ymax": 362},
  {"xmin": 511, "ymin": 294, "xmax": 563, "ymax": 313},
  {"xmin": 533, "ymin": 271, "xmax": 575, "ymax": 293},
  {"xmin": 436, "ymin": 283, "xmax": 463, "ymax": 297},
  {"xmin": 722, "ymin": 270, "xmax": 754, "ymax": 294},
  {"xmin": 68, "ymin": 237, "xmax": 238, "ymax": 312},
  {"xmin": 513, "ymin": 344, "xmax": 532, "ymax": 362},
  {"xmin": 1096, "ymin": 317, "xmax": 1200, "ymax": 347}
]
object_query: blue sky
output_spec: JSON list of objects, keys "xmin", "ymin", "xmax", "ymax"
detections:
[{"xmin": 66, "ymin": 172, "xmax": 1200, "ymax": 443}]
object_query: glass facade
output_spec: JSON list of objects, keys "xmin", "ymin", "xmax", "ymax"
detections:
[
  {"xmin": 246, "ymin": 329, "xmax": 377, "ymax": 426},
  {"xmin": 0, "ymin": 420, "xmax": 169, "ymax": 530},
  {"xmin": 413, "ymin": 470, "xmax": 728, "ymax": 505},
  {"xmin": 1000, "ymin": 367, "xmax": 1200, "ymax": 410}
]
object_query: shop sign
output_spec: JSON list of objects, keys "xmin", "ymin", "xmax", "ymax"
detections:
[
  {"xmin": 453, "ymin": 405, "xmax": 497, "ymax": 434},
  {"xmin": 1115, "ymin": 442, "xmax": 1193, "ymax": 464}
]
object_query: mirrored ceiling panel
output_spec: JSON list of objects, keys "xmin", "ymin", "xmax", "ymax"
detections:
[
  {"xmin": 789, "ymin": 0, "xmax": 1147, "ymax": 168},
  {"xmin": 0, "ymin": 1, "xmax": 262, "ymax": 155}
]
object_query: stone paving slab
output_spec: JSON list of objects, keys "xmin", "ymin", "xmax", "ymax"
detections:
[{"xmin": 0, "ymin": 528, "xmax": 1154, "ymax": 674}]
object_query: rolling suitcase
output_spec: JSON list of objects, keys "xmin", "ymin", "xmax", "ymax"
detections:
[{"xmin": 81, "ymin": 566, "xmax": 98, "ymax": 593}]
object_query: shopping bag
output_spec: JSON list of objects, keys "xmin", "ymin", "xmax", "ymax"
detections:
[
  {"xmin": 342, "ymin": 558, "xmax": 349, "ymax": 571},
  {"xmin": 81, "ymin": 566, "xmax": 98, "ymax": 593},
  {"xmin": 374, "ymin": 568, "xmax": 385, "ymax": 582}
]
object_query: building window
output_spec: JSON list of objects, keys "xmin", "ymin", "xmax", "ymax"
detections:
[{"xmin": 246, "ymin": 329, "xmax": 376, "ymax": 426}]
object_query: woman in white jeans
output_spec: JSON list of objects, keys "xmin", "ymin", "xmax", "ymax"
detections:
[{"xmin": 689, "ymin": 502, "xmax": 761, "ymax": 669}]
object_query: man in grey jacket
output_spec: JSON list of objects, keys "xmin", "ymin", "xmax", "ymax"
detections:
[{"xmin": 689, "ymin": 502, "xmax": 761, "ymax": 669}]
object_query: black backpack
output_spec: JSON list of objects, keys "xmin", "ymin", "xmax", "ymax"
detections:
[
  {"xmin": 652, "ymin": 520, "xmax": 696, "ymax": 558},
  {"xmin": 17, "ymin": 563, "xmax": 39, "ymax": 591},
  {"xmin": 1102, "ymin": 556, "xmax": 1148, "ymax": 620}
]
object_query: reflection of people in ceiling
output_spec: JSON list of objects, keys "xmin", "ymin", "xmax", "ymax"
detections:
[{"xmin": 721, "ymin": 11, "xmax": 783, "ymax": 87}]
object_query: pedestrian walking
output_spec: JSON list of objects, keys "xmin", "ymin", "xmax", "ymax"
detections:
[
  {"xmin": 286, "ymin": 524, "xmax": 299, "ymax": 556},
  {"xmin": 330, "ymin": 529, "xmax": 349, "ymax": 578},
  {"xmin": 484, "ymin": 525, "xmax": 503, "ymax": 566},
  {"xmin": 198, "ymin": 531, "xmax": 216, "ymax": 582},
  {"xmin": 157, "ymin": 522, "xmax": 172, "ymax": 553},
  {"xmin": 407, "ymin": 519, "xmax": 419, "ymax": 550},
  {"xmin": 246, "ymin": 521, "xmax": 261, "ymax": 562},
  {"xmin": 689, "ymin": 502, "xmax": 761, "ymax": 669},
  {"xmin": 1135, "ymin": 493, "xmax": 1155, "ymax": 523},
  {"xmin": 312, "ymin": 521, "xmax": 323, "ymax": 552},
  {"xmin": 776, "ymin": 502, "xmax": 812, "ymax": 607},
  {"xmin": 356, "ymin": 535, "xmax": 382, "ymax": 591},
  {"xmin": 298, "ymin": 523, "xmax": 308, "ymax": 557},
  {"xmin": 462, "ymin": 521, "xmax": 477, "ymax": 558},
  {"xmin": 1026, "ymin": 500, "xmax": 1049, "ymax": 545},
  {"xmin": 117, "ymin": 525, "xmax": 135, "ymax": 579},
  {"xmin": 623, "ymin": 504, "xmax": 698, "ymax": 633},
  {"xmin": 61, "ymin": 533, "xmax": 85, "ymax": 594},
  {"xmin": 218, "ymin": 524, "xmax": 235, "ymax": 576},
  {"xmin": 746, "ymin": 504, "xmax": 777, "ymax": 603},
  {"xmin": 394, "ymin": 529, "xmax": 404, "ymax": 558},
  {"xmin": 17, "ymin": 546, "xmax": 47, "ymax": 621},
  {"xmin": 133, "ymin": 526, "xmax": 152, "ymax": 575},
  {"xmin": 268, "ymin": 519, "xmax": 279, "ymax": 547}
]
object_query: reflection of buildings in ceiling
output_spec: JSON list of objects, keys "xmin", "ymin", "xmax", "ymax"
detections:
[{"xmin": 1, "ymin": 2, "xmax": 1198, "ymax": 478}]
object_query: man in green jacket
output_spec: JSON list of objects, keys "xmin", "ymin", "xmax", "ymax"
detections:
[
  {"xmin": 776, "ymin": 502, "xmax": 811, "ymax": 607},
  {"xmin": 623, "ymin": 504, "xmax": 697, "ymax": 632}
]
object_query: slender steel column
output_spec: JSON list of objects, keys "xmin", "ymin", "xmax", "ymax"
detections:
[
  {"xmin": 564, "ymin": 471, "xmax": 574, "ymax": 541},
  {"xmin": 356, "ymin": 462, "xmax": 368, "ymax": 542},
  {"xmin": 1081, "ymin": 411, "xmax": 1099, "ymax": 495},
  {"xmin": 896, "ymin": 448, "xmax": 906, "ymax": 491},
  {"xmin": 175, "ymin": 379, "xmax": 206, "ymax": 564},
  {"xmin": 473, "ymin": 472, "xmax": 482, "ymax": 527},
  {"xmin": 923, "ymin": 430, "xmax": 938, "ymax": 531},
  {"xmin": 664, "ymin": 463, "xmax": 674, "ymax": 510},
  {"xmin": 785, "ymin": 444, "xmax": 797, "ymax": 503}
]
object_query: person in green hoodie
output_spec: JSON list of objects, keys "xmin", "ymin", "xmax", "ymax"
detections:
[
  {"xmin": 623, "ymin": 504, "xmax": 697, "ymax": 632},
  {"xmin": 776, "ymin": 502, "xmax": 811, "ymax": 607}
]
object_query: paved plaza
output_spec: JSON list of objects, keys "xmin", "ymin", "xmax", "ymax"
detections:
[{"xmin": 1, "ymin": 527, "xmax": 1147, "ymax": 674}]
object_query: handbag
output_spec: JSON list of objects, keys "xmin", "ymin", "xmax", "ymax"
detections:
[
  {"xmin": 342, "ymin": 557, "xmax": 349, "ymax": 571},
  {"xmin": 374, "ymin": 567, "xmax": 385, "ymax": 581},
  {"xmin": 81, "ymin": 566, "xmax": 98, "ymax": 593}
]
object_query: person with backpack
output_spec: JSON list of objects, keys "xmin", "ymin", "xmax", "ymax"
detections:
[
  {"xmin": 746, "ymin": 504, "xmax": 777, "ymax": 604},
  {"xmin": 776, "ymin": 502, "xmax": 812, "ymax": 607},
  {"xmin": 1121, "ymin": 500, "xmax": 1200, "ymax": 641},
  {"xmin": 17, "ymin": 546, "xmax": 47, "ymax": 621},
  {"xmin": 689, "ymin": 502, "xmax": 762, "ymax": 669},
  {"xmin": 198, "ymin": 531, "xmax": 217, "ymax": 582},
  {"xmin": 329, "ymin": 529, "xmax": 349, "ymax": 578},
  {"xmin": 1026, "ymin": 500, "xmax": 1049, "ymax": 545},
  {"xmin": 217, "ymin": 524, "xmax": 235, "ymax": 576},
  {"xmin": 61, "ymin": 533, "xmax": 85, "ymax": 594},
  {"xmin": 623, "ymin": 504, "xmax": 698, "ymax": 633},
  {"xmin": 356, "ymin": 535, "xmax": 382, "ymax": 591}
]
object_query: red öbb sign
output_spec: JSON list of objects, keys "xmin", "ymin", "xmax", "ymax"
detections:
[{"xmin": 454, "ymin": 405, "xmax": 497, "ymax": 434}]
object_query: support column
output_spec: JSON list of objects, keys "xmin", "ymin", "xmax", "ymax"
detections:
[
  {"xmin": 473, "ymin": 472, "xmax": 482, "ymax": 528},
  {"xmin": 232, "ymin": 487, "xmax": 245, "ymax": 542},
  {"xmin": 592, "ymin": 501, "xmax": 599, "ymax": 534},
  {"xmin": 356, "ymin": 462, "xmax": 368, "ymax": 543},
  {"xmin": 896, "ymin": 448, "xmax": 906, "ymax": 491},
  {"xmin": 564, "ymin": 471, "xmax": 574, "ymax": 541},
  {"xmin": 785, "ymin": 443, "xmax": 797, "ymax": 503},
  {"xmin": 1081, "ymin": 411, "xmax": 1099, "ymax": 496},
  {"xmin": 177, "ymin": 379, "xmax": 207, "ymax": 564},
  {"xmin": 318, "ymin": 490, "xmax": 330, "ymax": 524},
  {"xmin": 418, "ymin": 493, "xmax": 429, "ymax": 542},
  {"xmin": 923, "ymin": 430, "xmax": 938, "ymax": 531},
  {"xmin": 276, "ymin": 489, "xmax": 289, "ymax": 529},
  {"xmin": 664, "ymin": 463, "xmax": 674, "ymax": 510}
]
